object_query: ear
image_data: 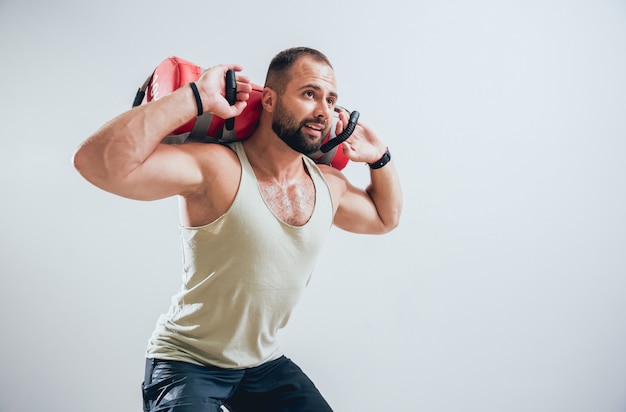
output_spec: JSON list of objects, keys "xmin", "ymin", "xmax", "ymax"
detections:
[{"xmin": 261, "ymin": 87, "xmax": 277, "ymax": 113}]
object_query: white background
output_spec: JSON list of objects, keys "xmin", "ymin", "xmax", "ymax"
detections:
[{"xmin": 1, "ymin": 0, "xmax": 626, "ymax": 411}]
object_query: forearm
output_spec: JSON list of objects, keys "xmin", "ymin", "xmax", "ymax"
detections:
[
  {"xmin": 366, "ymin": 157, "xmax": 403, "ymax": 232},
  {"xmin": 73, "ymin": 85, "xmax": 196, "ymax": 183}
]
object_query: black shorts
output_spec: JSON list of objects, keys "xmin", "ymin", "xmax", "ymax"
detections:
[{"xmin": 142, "ymin": 356, "xmax": 333, "ymax": 412}]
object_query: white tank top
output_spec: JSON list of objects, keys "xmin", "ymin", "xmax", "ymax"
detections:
[{"xmin": 146, "ymin": 142, "xmax": 334, "ymax": 368}]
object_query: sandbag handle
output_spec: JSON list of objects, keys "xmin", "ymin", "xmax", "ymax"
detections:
[
  {"xmin": 132, "ymin": 72, "xmax": 154, "ymax": 107},
  {"xmin": 320, "ymin": 110, "xmax": 360, "ymax": 153},
  {"xmin": 224, "ymin": 69, "xmax": 237, "ymax": 130}
]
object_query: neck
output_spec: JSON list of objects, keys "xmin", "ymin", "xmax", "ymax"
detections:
[{"xmin": 243, "ymin": 117, "xmax": 306, "ymax": 180}]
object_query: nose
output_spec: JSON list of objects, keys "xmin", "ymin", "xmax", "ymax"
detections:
[{"xmin": 313, "ymin": 99, "xmax": 332, "ymax": 122}]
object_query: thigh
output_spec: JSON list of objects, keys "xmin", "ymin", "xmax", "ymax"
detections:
[
  {"xmin": 142, "ymin": 358, "xmax": 243, "ymax": 412},
  {"xmin": 226, "ymin": 356, "xmax": 333, "ymax": 412}
]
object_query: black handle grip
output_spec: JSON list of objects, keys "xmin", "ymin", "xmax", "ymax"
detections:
[
  {"xmin": 225, "ymin": 69, "xmax": 237, "ymax": 131},
  {"xmin": 132, "ymin": 89, "xmax": 145, "ymax": 108},
  {"xmin": 320, "ymin": 110, "xmax": 360, "ymax": 153}
]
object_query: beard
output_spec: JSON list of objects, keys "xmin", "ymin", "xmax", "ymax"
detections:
[{"xmin": 271, "ymin": 98, "xmax": 329, "ymax": 156}]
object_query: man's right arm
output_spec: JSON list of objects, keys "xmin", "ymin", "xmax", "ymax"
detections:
[{"xmin": 72, "ymin": 64, "xmax": 251, "ymax": 201}]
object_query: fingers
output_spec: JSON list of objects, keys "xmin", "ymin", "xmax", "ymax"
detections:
[
  {"xmin": 335, "ymin": 117, "xmax": 345, "ymax": 135},
  {"xmin": 194, "ymin": 64, "xmax": 253, "ymax": 116},
  {"xmin": 334, "ymin": 107, "xmax": 349, "ymax": 135},
  {"xmin": 218, "ymin": 64, "xmax": 252, "ymax": 95},
  {"xmin": 235, "ymin": 78, "xmax": 253, "ymax": 95},
  {"xmin": 335, "ymin": 107, "xmax": 349, "ymax": 123},
  {"xmin": 220, "ymin": 63, "xmax": 244, "ymax": 73},
  {"xmin": 229, "ymin": 100, "xmax": 249, "ymax": 117},
  {"xmin": 202, "ymin": 64, "xmax": 250, "ymax": 86}
]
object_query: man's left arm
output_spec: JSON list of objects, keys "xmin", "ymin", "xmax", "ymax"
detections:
[{"xmin": 324, "ymin": 122, "xmax": 403, "ymax": 234}]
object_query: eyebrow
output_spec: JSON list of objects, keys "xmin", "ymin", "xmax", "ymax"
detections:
[{"xmin": 299, "ymin": 83, "xmax": 339, "ymax": 100}]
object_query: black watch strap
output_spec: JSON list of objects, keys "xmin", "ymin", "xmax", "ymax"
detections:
[{"xmin": 368, "ymin": 148, "xmax": 391, "ymax": 169}]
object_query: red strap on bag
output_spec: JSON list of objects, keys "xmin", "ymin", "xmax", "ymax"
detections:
[{"xmin": 133, "ymin": 56, "xmax": 351, "ymax": 170}]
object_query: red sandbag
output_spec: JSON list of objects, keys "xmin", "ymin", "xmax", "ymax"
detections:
[{"xmin": 133, "ymin": 56, "xmax": 352, "ymax": 170}]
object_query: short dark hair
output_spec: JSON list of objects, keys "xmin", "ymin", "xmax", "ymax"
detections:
[{"xmin": 264, "ymin": 47, "xmax": 333, "ymax": 94}]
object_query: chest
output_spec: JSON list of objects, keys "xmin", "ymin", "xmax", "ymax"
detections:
[{"xmin": 257, "ymin": 177, "xmax": 315, "ymax": 227}]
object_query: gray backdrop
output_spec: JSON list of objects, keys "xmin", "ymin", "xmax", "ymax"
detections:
[{"xmin": 1, "ymin": 0, "xmax": 625, "ymax": 411}]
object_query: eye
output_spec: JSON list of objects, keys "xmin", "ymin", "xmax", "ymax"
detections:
[
  {"xmin": 326, "ymin": 97, "xmax": 336, "ymax": 106},
  {"xmin": 304, "ymin": 90, "xmax": 315, "ymax": 98}
]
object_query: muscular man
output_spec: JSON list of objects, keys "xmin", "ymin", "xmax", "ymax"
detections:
[{"xmin": 73, "ymin": 47, "xmax": 402, "ymax": 411}]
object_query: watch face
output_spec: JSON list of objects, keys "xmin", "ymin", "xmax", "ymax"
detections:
[{"xmin": 370, "ymin": 149, "xmax": 390, "ymax": 169}]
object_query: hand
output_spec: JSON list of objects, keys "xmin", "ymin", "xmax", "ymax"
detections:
[
  {"xmin": 195, "ymin": 64, "xmax": 252, "ymax": 119},
  {"xmin": 334, "ymin": 111, "xmax": 387, "ymax": 164}
]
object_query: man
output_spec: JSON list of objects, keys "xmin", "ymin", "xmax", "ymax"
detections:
[{"xmin": 73, "ymin": 47, "xmax": 402, "ymax": 411}]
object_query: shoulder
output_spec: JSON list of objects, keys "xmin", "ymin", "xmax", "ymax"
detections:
[
  {"xmin": 318, "ymin": 163, "xmax": 347, "ymax": 186},
  {"xmin": 173, "ymin": 142, "xmax": 241, "ymax": 174},
  {"xmin": 317, "ymin": 163, "xmax": 350, "ymax": 208},
  {"xmin": 173, "ymin": 142, "xmax": 242, "ymax": 195},
  {"xmin": 176, "ymin": 142, "xmax": 243, "ymax": 226},
  {"xmin": 178, "ymin": 141, "xmax": 239, "ymax": 162}
]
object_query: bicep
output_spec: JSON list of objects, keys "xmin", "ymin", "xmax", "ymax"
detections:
[
  {"xmin": 333, "ymin": 184, "xmax": 388, "ymax": 234},
  {"xmin": 85, "ymin": 143, "xmax": 208, "ymax": 201},
  {"xmin": 323, "ymin": 167, "xmax": 387, "ymax": 234}
]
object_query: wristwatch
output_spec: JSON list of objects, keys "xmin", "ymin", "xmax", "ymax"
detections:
[{"xmin": 368, "ymin": 148, "xmax": 391, "ymax": 169}]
